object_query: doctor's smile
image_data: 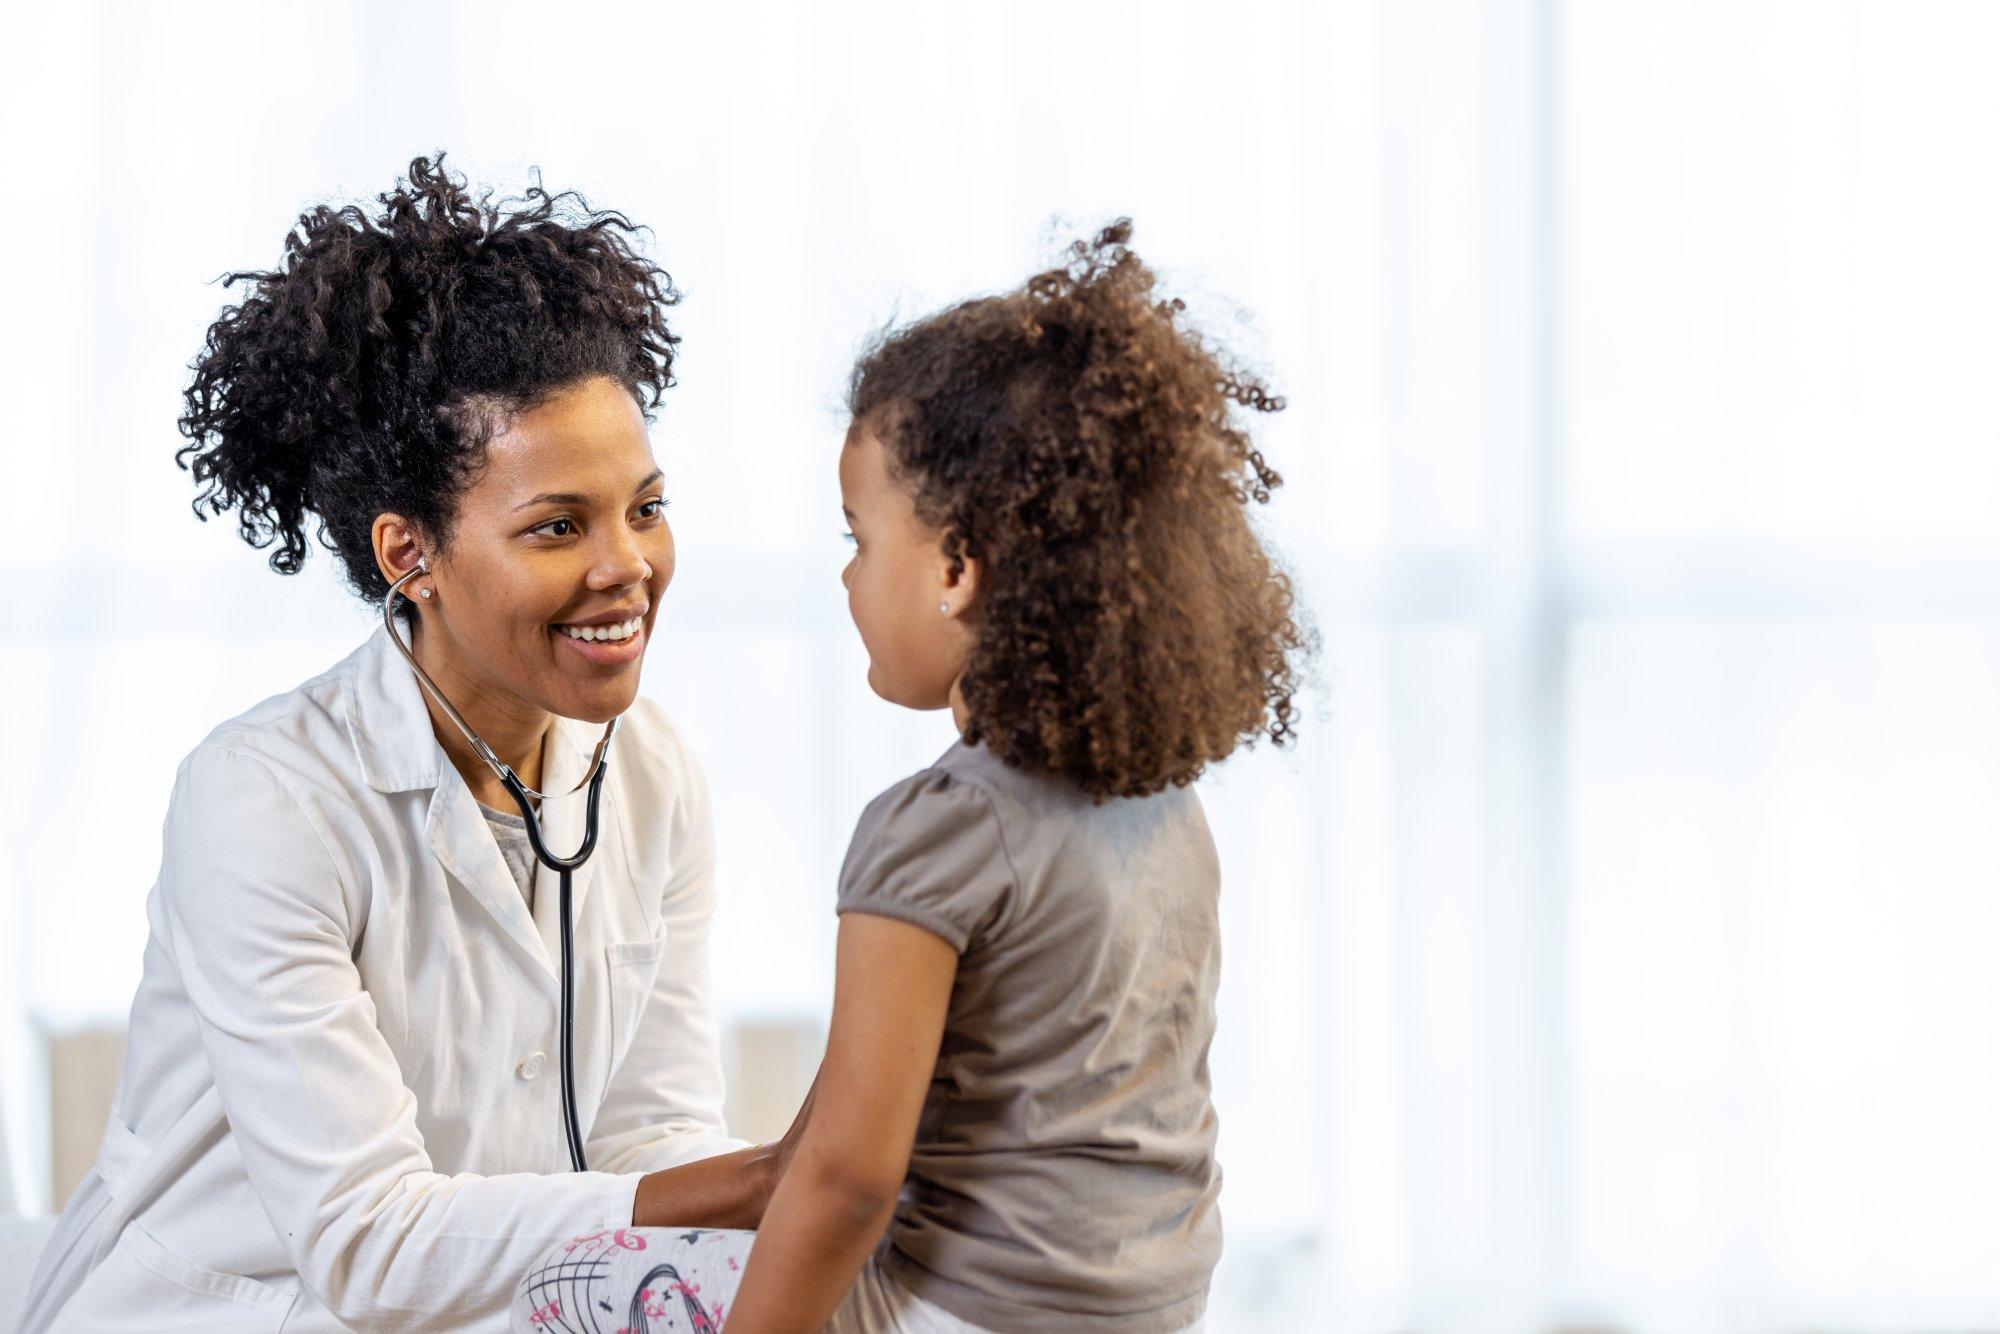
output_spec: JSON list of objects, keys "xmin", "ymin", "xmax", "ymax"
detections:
[{"xmin": 552, "ymin": 615, "xmax": 649, "ymax": 666}]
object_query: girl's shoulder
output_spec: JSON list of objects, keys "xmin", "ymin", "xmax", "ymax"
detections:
[
  {"xmin": 853, "ymin": 746, "xmax": 1005, "ymax": 847},
  {"xmin": 838, "ymin": 747, "xmax": 1021, "ymax": 952},
  {"xmin": 931, "ymin": 736, "xmax": 1205, "ymax": 830}
]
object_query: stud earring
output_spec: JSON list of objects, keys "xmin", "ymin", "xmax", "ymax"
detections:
[
  {"xmin": 419, "ymin": 587, "xmax": 433, "ymax": 600},
  {"xmin": 939, "ymin": 601, "xmax": 950, "ymax": 615}
]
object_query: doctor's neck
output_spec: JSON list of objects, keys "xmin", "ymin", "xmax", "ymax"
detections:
[{"xmin": 406, "ymin": 615, "xmax": 551, "ymax": 808}]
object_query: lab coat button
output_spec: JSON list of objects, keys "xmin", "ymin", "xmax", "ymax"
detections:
[{"xmin": 517, "ymin": 1052, "xmax": 546, "ymax": 1080}]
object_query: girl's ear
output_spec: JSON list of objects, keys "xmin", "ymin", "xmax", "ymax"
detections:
[{"xmin": 936, "ymin": 527, "xmax": 980, "ymax": 618}]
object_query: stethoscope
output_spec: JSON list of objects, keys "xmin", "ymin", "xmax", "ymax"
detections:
[{"xmin": 383, "ymin": 561, "xmax": 619, "ymax": 1173}]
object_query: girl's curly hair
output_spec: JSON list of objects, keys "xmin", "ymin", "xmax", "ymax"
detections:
[
  {"xmin": 850, "ymin": 220, "xmax": 1307, "ymax": 799},
  {"xmin": 176, "ymin": 154, "xmax": 680, "ymax": 615}
]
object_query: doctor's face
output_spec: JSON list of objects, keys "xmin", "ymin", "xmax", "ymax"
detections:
[{"xmin": 413, "ymin": 375, "xmax": 673, "ymax": 724}]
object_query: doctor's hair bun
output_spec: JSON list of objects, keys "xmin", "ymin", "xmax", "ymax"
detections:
[
  {"xmin": 848, "ymin": 219, "xmax": 1310, "ymax": 800},
  {"xmin": 175, "ymin": 153, "xmax": 680, "ymax": 607}
]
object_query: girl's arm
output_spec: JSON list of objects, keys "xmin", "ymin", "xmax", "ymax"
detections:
[{"xmin": 722, "ymin": 913, "xmax": 958, "ymax": 1332}]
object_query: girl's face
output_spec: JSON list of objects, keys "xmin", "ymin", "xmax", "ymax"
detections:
[
  {"xmin": 397, "ymin": 375, "xmax": 673, "ymax": 724},
  {"xmin": 839, "ymin": 418, "xmax": 976, "ymax": 712}
]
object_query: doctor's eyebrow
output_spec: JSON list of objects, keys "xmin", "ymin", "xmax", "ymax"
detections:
[{"xmin": 513, "ymin": 468, "xmax": 665, "ymax": 511}]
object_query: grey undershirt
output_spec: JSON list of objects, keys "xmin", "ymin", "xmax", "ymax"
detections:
[{"xmin": 479, "ymin": 802, "xmax": 537, "ymax": 912}]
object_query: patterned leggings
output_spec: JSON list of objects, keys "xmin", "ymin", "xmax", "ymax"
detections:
[{"xmin": 511, "ymin": 1227, "xmax": 1004, "ymax": 1333}]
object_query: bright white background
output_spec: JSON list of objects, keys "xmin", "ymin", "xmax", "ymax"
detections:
[{"xmin": 4, "ymin": 1, "xmax": 1999, "ymax": 1330}]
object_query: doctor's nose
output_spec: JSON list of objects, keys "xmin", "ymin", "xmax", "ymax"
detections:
[{"xmin": 586, "ymin": 534, "xmax": 653, "ymax": 592}]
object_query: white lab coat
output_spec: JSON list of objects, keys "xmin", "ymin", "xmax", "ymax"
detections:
[{"xmin": 19, "ymin": 623, "xmax": 748, "ymax": 1332}]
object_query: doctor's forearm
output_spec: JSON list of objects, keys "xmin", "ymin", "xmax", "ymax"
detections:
[{"xmin": 631, "ymin": 1142, "xmax": 782, "ymax": 1229}]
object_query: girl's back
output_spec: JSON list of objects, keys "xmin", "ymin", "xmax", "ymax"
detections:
[{"xmin": 838, "ymin": 739, "xmax": 1222, "ymax": 1330}]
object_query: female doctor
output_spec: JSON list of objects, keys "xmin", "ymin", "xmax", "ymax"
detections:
[{"xmin": 20, "ymin": 157, "xmax": 797, "ymax": 1331}]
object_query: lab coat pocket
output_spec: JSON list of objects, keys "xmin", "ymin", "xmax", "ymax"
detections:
[
  {"xmin": 58, "ymin": 1219, "xmax": 296, "ymax": 1332},
  {"xmin": 603, "ymin": 929, "xmax": 669, "ymax": 1092}
]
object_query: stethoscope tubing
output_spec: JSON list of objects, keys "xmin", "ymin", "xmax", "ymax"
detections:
[
  {"xmin": 497, "ymin": 758, "xmax": 609, "ymax": 1174},
  {"xmin": 383, "ymin": 564, "xmax": 617, "ymax": 1173}
]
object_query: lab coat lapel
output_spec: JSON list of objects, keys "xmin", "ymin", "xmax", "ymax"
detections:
[
  {"xmin": 426, "ymin": 779, "xmax": 560, "ymax": 993},
  {"xmin": 344, "ymin": 623, "xmax": 588, "ymax": 992},
  {"xmin": 344, "ymin": 623, "xmax": 449, "ymax": 794}
]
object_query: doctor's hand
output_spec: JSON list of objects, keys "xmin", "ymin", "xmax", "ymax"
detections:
[
  {"xmin": 631, "ymin": 1141, "xmax": 785, "ymax": 1230},
  {"xmin": 628, "ymin": 1069, "xmax": 822, "ymax": 1230}
]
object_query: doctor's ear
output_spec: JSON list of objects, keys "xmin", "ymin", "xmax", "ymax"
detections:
[{"xmin": 371, "ymin": 514, "xmax": 437, "ymax": 599}]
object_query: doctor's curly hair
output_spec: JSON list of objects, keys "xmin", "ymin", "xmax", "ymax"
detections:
[
  {"xmin": 849, "ymin": 220, "xmax": 1309, "ymax": 799},
  {"xmin": 175, "ymin": 153, "xmax": 679, "ymax": 614}
]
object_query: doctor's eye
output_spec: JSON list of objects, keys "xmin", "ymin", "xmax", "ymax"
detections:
[
  {"xmin": 638, "ymin": 498, "xmax": 669, "ymax": 521},
  {"xmin": 532, "ymin": 517, "xmax": 577, "ymax": 539}
]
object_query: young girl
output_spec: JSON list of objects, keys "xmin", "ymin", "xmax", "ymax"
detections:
[{"xmin": 514, "ymin": 222, "xmax": 1302, "ymax": 1333}]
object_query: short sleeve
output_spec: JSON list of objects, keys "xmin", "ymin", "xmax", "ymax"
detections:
[{"xmin": 835, "ymin": 767, "xmax": 1015, "ymax": 953}]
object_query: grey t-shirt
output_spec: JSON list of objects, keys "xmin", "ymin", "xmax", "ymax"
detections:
[
  {"xmin": 836, "ymin": 739, "xmax": 1223, "ymax": 1333},
  {"xmin": 479, "ymin": 802, "xmax": 536, "ymax": 912}
]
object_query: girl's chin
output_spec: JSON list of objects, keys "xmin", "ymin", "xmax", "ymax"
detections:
[{"xmin": 863, "ymin": 661, "xmax": 944, "ymax": 712}]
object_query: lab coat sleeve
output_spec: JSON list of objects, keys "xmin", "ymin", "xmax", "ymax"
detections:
[
  {"xmin": 159, "ymin": 743, "xmax": 643, "ymax": 1331},
  {"xmin": 586, "ymin": 729, "xmax": 754, "ymax": 1173}
]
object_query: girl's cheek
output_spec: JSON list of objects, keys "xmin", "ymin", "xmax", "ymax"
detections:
[
  {"xmin": 869, "ymin": 585, "xmax": 912, "ymax": 673},
  {"xmin": 850, "ymin": 574, "xmax": 882, "ymax": 649}
]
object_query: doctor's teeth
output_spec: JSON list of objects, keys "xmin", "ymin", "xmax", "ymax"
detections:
[{"xmin": 558, "ymin": 616, "xmax": 642, "ymax": 642}]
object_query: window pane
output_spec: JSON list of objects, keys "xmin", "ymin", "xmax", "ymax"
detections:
[
  {"xmin": 1562, "ymin": 2, "xmax": 2000, "ymax": 542},
  {"xmin": 1568, "ymin": 621, "xmax": 2000, "ymax": 1321}
]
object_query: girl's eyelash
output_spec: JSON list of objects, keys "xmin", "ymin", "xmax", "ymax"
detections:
[{"xmin": 840, "ymin": 530, "xmax": 857, "ymax": 545}]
